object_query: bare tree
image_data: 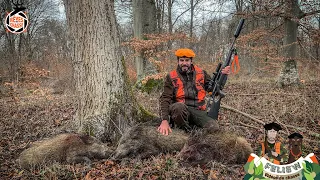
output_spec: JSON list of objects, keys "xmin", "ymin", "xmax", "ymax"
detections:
[
  {"xmin": 190, "ymin": 0, "xmax": 194, "ymax": 38},
  {"xmin": 1, "ymin": 0, "xmax": 19, "ymax": 80},
  {"xmin": 155, "ymin": 0, "xmax": 165, "ymax": 33},
  {"xmin": 166, "ymin": 0, "xmax": 174, "ymax": 49},
  {"xmin": 278, "ymin": 0, "xmax": 320, "ymax": 86},
  {"xmin": 0, "ymin": 0, "xmax": 60, "ymax": 81},
  {"xmin": 316, "ymin": 17, "xmax": 320, "ymax": 60},
  {"xmin": 277, "ymin": 0, "xmax": 301, "ymax": 86},
  {"xmin": 133, "ymin": 0, "xmax": 157, "ymax": 80}
]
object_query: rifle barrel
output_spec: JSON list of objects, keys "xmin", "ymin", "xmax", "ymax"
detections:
[
  {"xmin": 207, "ymin": 18, "xmax": 245, "ymax": 119},
  {"xmin": 223, "ymin": 38, "xmax": 236, "ymax": 67},
  {"xmin": 234, "ymin": 19, "xmax": 245, "ymax": 38}
]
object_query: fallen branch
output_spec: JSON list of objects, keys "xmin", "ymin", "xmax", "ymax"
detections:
[
  {"xmin": 283, "ymin": 124, "xmax": 306, "ymax": 131},
  {"xmin": 237, "ymin": 121, "xmax": 260, "ymax": 130},
  {"xmin": 272, "ymin": 114, "xmax": 290, "ymax": 135},
  {"xmin": 221, "ymin": 104, "xmax": 265, "ymax": 124},
  {"xmin": 229, "ymin": 93, "xmax": 320, "ymax": 97}
]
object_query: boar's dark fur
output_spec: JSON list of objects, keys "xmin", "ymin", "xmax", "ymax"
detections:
[
  {"xmin": 178, "ymin": 130, "xmax": 253, "ymax": 166},
  {"xmin": 113, "ymin": 123, "xmax": 253, "ymax": 167},
  {"xmin": 113, "ymin": 125, "xmax": 188, "ymax": 159},
  {"xmin": 18, "ymin": 133, "xmax": 113, "ymax": 168}
]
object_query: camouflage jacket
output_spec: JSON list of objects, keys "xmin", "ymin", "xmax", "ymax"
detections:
[{"xmin": 257, "ymin": 141, "xmax": 288, "ymax": 164}]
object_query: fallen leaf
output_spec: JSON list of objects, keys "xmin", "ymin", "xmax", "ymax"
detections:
[
  {"xmin": 209, "ymin": 170, "xmax": 218, "ymax": 180},
  {"xmin": 54, "ymin": 119, "xmax": 61, "ymax": 126},
  {"xmin": 104, "ymin": 160, "xmax": 114, "ymax": 166},
  {"xmin": 137, "ymin": 171, "xmax": 144, "ymax": 179}
]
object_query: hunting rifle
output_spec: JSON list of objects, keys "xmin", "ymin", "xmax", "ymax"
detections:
[{"xmin": 207, "ymin": 18, "xmax": 245, "ymax": 119}]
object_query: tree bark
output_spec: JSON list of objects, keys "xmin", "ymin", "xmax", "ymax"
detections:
[
  {"xmin": 133, "ymin": 0, "xmax": 157, "ymax": 80},
  {"xmin": 64, "ymin": 0, "xmax": 137, "ymax": 142},
  {"xmin": 167, "ymin": 0, "xmax": 173, "ymax": 49},
  {"xmin": 155, "ymin": 0, "xmax": 163, "ymax": 34},
  {"xmin": 168, "ymin": 0, "xmax": 173, "ymax": 33},
  {"xmin": 278, "ymin": 0, "xmax": 300, "ymax": 87}
]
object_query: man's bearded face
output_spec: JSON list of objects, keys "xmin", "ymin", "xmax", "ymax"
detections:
[
  {"xmin": 266, "ymin": 129, "xmax": 278, "ymax": 143},
  {"xmin": 178, "ymin": 57, "xmax": 192, "ymax": 72}
]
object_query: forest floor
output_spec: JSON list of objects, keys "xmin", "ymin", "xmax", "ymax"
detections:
[{"xmin": 0, "ymin": 77, "xmax": 320, "ymax": 179}]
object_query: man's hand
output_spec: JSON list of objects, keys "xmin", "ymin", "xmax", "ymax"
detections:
[
  {"xmin": 157, "ymin": 120, "xmax": 172, "ymax": 136},
  {"xmin": 221, "ymin": 66, "xmax": 230, "ymax": 75},
  {"xmin": 264, "ymin": 153, "xmax": 269, "ymax": 160},
  {"xmin": 271, "ymin": 151, "xmax": 279, "ymax": 157}
]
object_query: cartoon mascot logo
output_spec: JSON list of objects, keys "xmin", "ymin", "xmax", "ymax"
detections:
[{"xmin": 4, "ymin": 1, "xmax": 28, "ymax": 34}]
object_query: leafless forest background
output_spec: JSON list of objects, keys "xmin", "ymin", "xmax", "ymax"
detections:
[{"xmin": 0, "ymin": 0, "xmax": 319, "ymax": 179}]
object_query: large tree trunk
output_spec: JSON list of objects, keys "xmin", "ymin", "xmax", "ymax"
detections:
[
  {"xmin": 64, "ymin": 0, "xmax": 137, "ymax": 143},
  {"xmin": 133, "ymin": 0, "xmax": 157, "ymax": 80},
  {"xmin": 278, "ymin": 0, "xmax": 300, "ymax": 87}
]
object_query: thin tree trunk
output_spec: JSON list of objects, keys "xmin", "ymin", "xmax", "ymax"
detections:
[
  {"xmin": 156, "ymin": 0, "xmax": 163, "ymax": 34},
  {"xmin": 278, "ymin": 0, "xmax": 300, "ymax": 87},
  {"xmin": 6, "ymin": 33, "xmax": 18, "ymax": 81},
  {"xmin": 167, "ymin": 0, "xmax": 173, "ymax": 49},
  {"xmin": 2, "ymin": 0, "xmax": 18, "ymax": 81},
  {"xmin": 133, "ymin": 0, "xmax": 157, "ymax": 80},
  {"xmin": 316, "ymin": 17, "xmax": 320, "ymax": 61},
  {"xmin": 133, "ymin": 0, "xmax": 145, "ymax": 80},
  {"xmin": 190, "ymin": 0, "xmax": 194, "ymax": 38},
  {"xmin": 64, "ymin": 0, "xmax": 136, "ymax": 142},
  {"xmin": 161, "ymin": 0, "xmax": 165, "ymax": 33}
]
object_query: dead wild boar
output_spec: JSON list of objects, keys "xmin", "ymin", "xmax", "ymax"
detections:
[
  {"xmin": 178, "ymin": 130, "xmax": 253, "ymax": 166},
  {"xmin": 18, "ymin": 133, "xmax": 113, "ymax": 168},
  {"xmin": 113, "ymin": 125, "xmax": 188, "ymax": 159}
]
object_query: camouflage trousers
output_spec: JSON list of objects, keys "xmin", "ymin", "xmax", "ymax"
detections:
[{"xmin": 169, "ymin": 102, "xmax": 219, "ymax": 132}]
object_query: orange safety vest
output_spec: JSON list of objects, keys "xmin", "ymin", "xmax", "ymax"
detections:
[
  {"xmin": 261, "ymin": 142, "xmax": 281, "ymax": 165},
  {"xmin": 169, "ymin": 65, "xmax": 206, "ymax": 110}
]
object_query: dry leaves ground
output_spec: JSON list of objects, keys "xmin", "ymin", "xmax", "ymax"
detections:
[{"xmin": 0, "ymin": 77, "xmax": 319, "ymax": 179}]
